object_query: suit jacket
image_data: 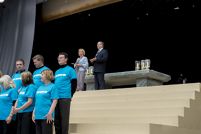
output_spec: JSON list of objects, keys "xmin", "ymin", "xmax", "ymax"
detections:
[{"xmin": 93, "ymin": 49, "xmax": 108, "ymax": 73}]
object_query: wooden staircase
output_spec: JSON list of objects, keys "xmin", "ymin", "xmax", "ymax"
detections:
[{"xmin": 69, "ymin": 83, "xmax": 201, "ymax": 134}]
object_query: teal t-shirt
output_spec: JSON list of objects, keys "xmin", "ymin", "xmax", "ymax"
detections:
[
  {"xmin": 17, "ymin": 84, "xmax": 37, "ymax": 113},
  {"xmin": 12, "ymin": 71, "xmax": 23, "ymax": 92},
  {"xmin": 54, "ymin": 65, "xmax": 76, "ymax": 98},
  {"xmin": 34, "ymin": 83, "xmax": 58, "ymax": 120},
  {"xmin": 33, "ymin": 66, "xmax": 49, "ymax": 88},
  {"xmin": 0, "ymin": 88, "xmax": 17, "ymax": 120}
]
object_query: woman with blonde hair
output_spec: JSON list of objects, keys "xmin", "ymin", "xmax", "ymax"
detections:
[
  {"xmin": 33, "ymin": 70, "xmax": 58, "ymax": 134},
  {"xmin": 13, "ymin": 71, "xmax": 37, "ymax": 134},
  {"xmin": 74, "ymin": 48, "xmax": 89, "ymax": 91},
  {"xmin": 0, "ymin": 75, "xmax": 18, "ymax": 134}
]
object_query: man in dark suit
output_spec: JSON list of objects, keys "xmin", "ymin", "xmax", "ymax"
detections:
[{"xmin": 90, "ymin": 41, "xmax": 108, "ymax": 89}]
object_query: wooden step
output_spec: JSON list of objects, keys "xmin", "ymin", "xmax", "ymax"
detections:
[
  {"xmin": 72, "ymin": 92, "xmax": 195, "ymax": 103},
  {"xmin": 71, "ymin": 99, "xmax": 190, "ymax": 110},
  {"xmin": 70, "ymin": 116, "xmax": 179, "ymax": 126},
  {"xmin": 150, "ymin": 124, "xmax": 201, "ymax": 134},
  {"xmin": 69, "ymin": 124, "xmax": 201, "ymax": 134},
  {"xmin": 74, "ymin": 83, "xmax": 200, "ymax": 97},
  {"xmin": 70, "ymin": 123, "xmax": 150, "ymax": 134},
  {"xmin": 70, "ymin": 107, "xmax": 184, "ymax": 117}
]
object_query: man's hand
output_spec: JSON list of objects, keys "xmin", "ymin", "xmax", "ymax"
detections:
[{"xmin": 90, "ymin": 58, "xmax": 96, "ymax": 63}]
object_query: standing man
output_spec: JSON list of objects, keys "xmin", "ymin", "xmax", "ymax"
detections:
[
  {"xmin": 12, "ymin": 59, "xmax": 26, "ymax": 92},
  {"xmin": 11, "ymin": 59, "xmax": 26, "ymax": 134},
  {"xmin": 31, "ymin": 54, "xmax": 49, "ymax": 134},
  {"xmin": 54, "ymin": 52, "xmax": 77, "ymax": 134},
  {"xmin": 90, "ymin": 41, "xmax": 108, "ymax": 89},
  {"xmin": 32, "ymin": 54, "xmax": 49, "ymax": 88}
]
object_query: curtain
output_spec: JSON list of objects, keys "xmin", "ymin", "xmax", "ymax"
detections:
[{"xmin": 0, "ymin": 0, "xmax": 36, "ymax": 75}]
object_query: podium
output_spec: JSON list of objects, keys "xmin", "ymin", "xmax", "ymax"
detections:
[{"xmin": 84, "ymin": 69, "xmax": 171, "ymax": 90}]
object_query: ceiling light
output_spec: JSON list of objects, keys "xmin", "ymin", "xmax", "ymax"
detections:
[
  {"xmin": 0, "ymin": 0, "xmax": 5, "ymax": 3},
  {"xmin": 174, "ymin": 6, "xmax": 180, "ymax": 10}
]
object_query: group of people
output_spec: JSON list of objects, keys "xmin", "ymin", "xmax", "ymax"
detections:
[
  {"xmin": 75, "ymin": 41, "xmax": 108, "ymax": 90},
  {"xmin": 0, "ymin": 41, "xmax": 108, "ymax": 134},
  {"xmin": 0, "ymin": 52, "xmax": 74, "ymax": 134}
]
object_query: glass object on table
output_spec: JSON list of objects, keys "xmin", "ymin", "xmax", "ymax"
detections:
[
  {"xmin": 141, "ymin": 60, "xmax": 145, "ymax": 70},
  {"xmin": 144, "ymin": 59, "xmax": 151, "ymax": 70},
  {"xmin": 135, "ymin": 61, "xmax": 140, "ymax": 70}
]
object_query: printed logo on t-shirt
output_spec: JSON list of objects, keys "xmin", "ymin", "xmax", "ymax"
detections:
[
  {"xmin": 19, "ymin": 92, "xmax": 25, "ymax": 95},
  {"xmin": 55, "ymin": 74, "xmax": 66, "ymax": 78},
  {"xmin": 33, "ymin": 74, "xmax": 42, "ymax": 78},
  {"xmin": 36, "ymin": 91, "xmax": 48, "ymax": 94},
  {"xmin": 0, "ymin": 94, "xmax": 9, "ymax": 97},
  {"xmin": 13, "ymin": 77, "xmax": 22, "ymax": 81}
]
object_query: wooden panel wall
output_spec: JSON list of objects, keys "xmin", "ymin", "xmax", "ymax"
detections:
[{"xmin": 42, "ymin": 0, "xmax": 122, "ymax": 22}]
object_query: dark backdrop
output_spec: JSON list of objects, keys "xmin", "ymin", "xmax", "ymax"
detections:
[{"xmin": 30, "ymin": 0, "xmax": 201, "ymax": 84}]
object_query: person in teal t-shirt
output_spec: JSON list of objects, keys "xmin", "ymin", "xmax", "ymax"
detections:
[
  {"xmin": 12, "ymin": 59, "xmax": 26, "ymax": 93},
  {"xmin": 54, "ymin": 52, "xmax": 77, "ymax": 134},
  {"xmin": 0, "ymin": 75, "xmax": 17, "ymax": 134},
  {"xmin": 13, "ymin": 71, "xmax": 36, "ymax": 134},
  {"xmin": 32, "ymin": 54, "xmax": 49, "ymax": 88},
  {"xmin": 33, "ymin": 70, "xmax": 58, "ymax": 134}
]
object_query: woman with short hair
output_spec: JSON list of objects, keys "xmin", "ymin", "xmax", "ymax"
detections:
[
  {"xmin": 33, "ymin": 70, "xmax": 58, "ymax": 134},
  {"xmin": 13, "ymin": 71, "xmax": 37, "ymax": 134},
  {"xmin": 74, "ymin": 48, "xmax": 89, "ymax": 91},
  {"xmin": 0, "ymin": 75, "xmax": 17, "ymax": 134}
]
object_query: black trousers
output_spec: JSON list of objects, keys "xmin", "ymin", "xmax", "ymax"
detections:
[
  {"xmin": 0, "ymin": 120, "xmax": 9, "ymax": 134},
  {"xmin": 7, "ymin": 118, "xmax": 17, "ymax": 134},
  {"xmin": 94, "ymin": 72, "xmax": 105, "ymax": 89},
  {"xmin": 17, "ymin": 112, "xmax": 35, "ymax": 134},
  {"xmin": 54, "ymin": 98, "xmax": 71, "ymax": 134},
  {"xmin": 0, "ymin": 119, "xmax": 17, "ymax": 134},
  {"xmin": 35, "ymin": 120, "xmax": 53, "ymax": 134}
]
